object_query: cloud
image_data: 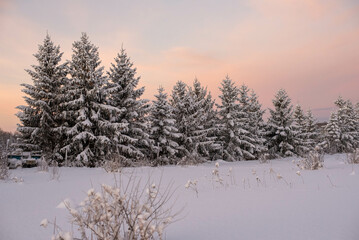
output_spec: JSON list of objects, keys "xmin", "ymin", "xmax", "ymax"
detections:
[{"xmin": 1, "ymin": 0, "xmax": 358, "ymax": 131}]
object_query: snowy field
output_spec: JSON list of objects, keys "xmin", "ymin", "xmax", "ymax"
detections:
[{"xmin": 1, "ymin": 154, "xmax": 359, "ymax": 240}]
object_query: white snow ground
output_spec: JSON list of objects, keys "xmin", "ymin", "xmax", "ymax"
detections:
[{"xmin": 1, "ymin": 154, "xmax": 359, "ymax": 240}]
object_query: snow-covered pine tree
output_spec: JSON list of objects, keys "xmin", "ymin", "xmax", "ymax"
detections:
[
  {"xmin": 305, "ymin": 109, "xmax": 319, "ymax": 150},
  {"xmin": 248, "ymin": 90, "xmax": 267, "ymax": 158},
  {"xmin": 216, "ymin": 76, "xmax": 245, "ymax": 161},
  {"xmin": 188, "ymin": 78, "xmax": 218, "ymax": 158},
  {"xmin": 203, "ymin": 91, "xmax": 221, "ymax": 160},
  {"xmin": 16, "ymin": 34, "xmax": 67, "ymax": 162},
  {"xmin": 149, "ymin": 86, "xmax": 179, "ymax": 165},
  {"xmin": 333, "ymin": 97, "xmax": 358, "ymax": 152},
  {"xmin": 355, "ymin": 102, "xmax": 359, "ymax": 145},
  {"xmin": 106, "ymin": 47, "xmax": 151, "ymax": 164},
  {"xmin": 236, "ymin": 84, "xmax": 257, "ymax": 160},
  {"xmin": 325, "ymin": 112, "xmax": 341, "ymax": 153},
  {"xmin": 343, "ymin": 100, "xmax": 359, "ymax": 150},
  {"xmin": 292, "ymin": 104, "xmax": 310, "ymax": 156},
  {"xmin": 61, "ymin": 33, "xmax": 110, "ymax": 167},
  {"xmin": 266, "ymin": 89, "xmax": 296, "ymax": 157},
  {"xmin": 170, "ymin": 79, "xmax": 218, "ymax": 160},
  {"xmin": 170, "ymin": 81, "xmax": 190, "ymax": 157}
]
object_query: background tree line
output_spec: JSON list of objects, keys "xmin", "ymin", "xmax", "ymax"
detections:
[{"xmin": 11, "ymin": 33, "xmax": 359, "ymax": 167}]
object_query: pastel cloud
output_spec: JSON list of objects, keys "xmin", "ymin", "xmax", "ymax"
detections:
[{"xmin": 0, "ymin": 0, "xmax": 358, "ymax": 132}]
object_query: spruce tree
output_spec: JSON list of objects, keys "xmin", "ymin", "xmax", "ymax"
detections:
[
  {"xmin": 305, "ymin": 109, "xmax": 319, "ymax": 150},
  {"xmin": 332, "ymin": 97, "xmax": 358, "ymax": 152},
  {"xmin": 16, "ymin": 34, "xmax": 67, "ymax": 162},
  {"xmin": 216, "ymin": 76, "xmax": 245, "ymax": 161},
  {"xmin": 325, "ymin": 112, "xmax": 341, "ymax": 153},
  {"xmin": 266, "ymin": 89, "xmax": 296, "ymax": 157},
  {"xmin": 106, "ymin": 48, "xmax": 151, "ymax": 164},
  {"xmin": 236, "ymin": 84, "xmax": 256, "ymax": 160},
  {"xmin": 61, "ymin": 33, "xmax": 110, "ymax": 167},
  {"xmin": 188, "ymin": 78, "xmax": 218, "ymax": 158},
  {"xmin": 169, "ymin": 78, "xmax": 218, "ymax": 161},
  {"xmin": 248, "ymin": 90, "xmax": 267, "ymax": 158},
  {"xmin": 355, "ymin": 102, "xmax": 359, "ymax": 146},
  {"xmin": 343, "ymin": 100, "xmax": 359, "ymax": 150},
  {"xmin": 292, "ymin": 104, "xmax": 310, "ymax": 156},
  {"xmin": 150, "ymin": 87, "xmax": 179, "ymax": 164},
  {"xmin": 170, "ymin": 81, "xmax": 192, "ymax": 157}
]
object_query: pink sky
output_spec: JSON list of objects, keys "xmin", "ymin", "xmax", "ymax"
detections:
[{"xmin": 0, "ymin": 0, "xmax": 358, "ymax": 132}]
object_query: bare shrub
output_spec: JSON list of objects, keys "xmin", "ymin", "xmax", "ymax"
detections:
[
  {"xmin": 299, "ymin": 150, "xmax": 324, "ymax": 170},
  {"xmin": 44, "ymin": 174, "xmax": 180, "ymax": 240},
  {"xmin": 347, "ymin": 148, "xmax": 359, "ymax": 164},
  {"xmin": 184, "ymin": 179, "xmax": 199, "ymax": 197}
]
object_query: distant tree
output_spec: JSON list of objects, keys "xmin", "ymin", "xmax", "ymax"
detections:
[
  {"xmin": 106, "ymin": 47, "xmax": 151, "ymax": 165},
  {"xmin": 343, "ymin": 100, "xmax": 359, "ymax": 149},
  {"xmin": 305, "ymin": 109, "xmax": 319, "ymax": 149},
  {"xmin": 355, "ymin": 102, "xmax": 359, "ymax": 144},
  {"xmin": 292, "ymin": 105, "xmax": 310, "ymax": 156},
  {"xmin": 325, "ymin": 112, "xmax": 341, "ymax": 153},
  {"xmin": 16, "ymin": 34, "xmax": 67, "ymax": 162},
  {"xmin": 61, "ymin": 33, "xmax": 110, "ymax": 167},
  {"xmin": 266, "ymin": 89, "xmax": 296, "ymax": 157},
  {"xmin": 149, "ymin": 86, "xmax": 179, "ymax": 165},
  {"xmin": 324, "ymin": 97, "xmax": 358, "ymax": 153}
]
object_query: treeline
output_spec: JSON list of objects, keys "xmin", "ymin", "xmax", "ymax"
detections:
[{"xmin": 15, "ymin": 33, "xmax": 359, "ymax": 167}]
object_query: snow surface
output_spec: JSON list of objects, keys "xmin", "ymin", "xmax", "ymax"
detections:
[{"xmin": 1, "ymin": 154, "xmax": 359, "ymax": 240}]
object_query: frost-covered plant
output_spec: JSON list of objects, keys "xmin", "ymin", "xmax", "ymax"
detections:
[
  {"xmin": 296, "ymin": 171, "xmax": 304, "ymax": 184},
  {"xmin": 46, "ymin": 174, "xmax": 178, "ymax": 240},
  {"xmin": 212, "ymin": 162, "xmax": 224, "ymax": 186},
  {"xmin": 347, "ymin": 148, "xmax": 359, "ymax": 164},
  {"xmin": 40, "ymin": 218, "xmax": 72, "ymax": 240},
  {"xmin": 276, "ymin": 173, "xmax": 289, "ymax": 186},
  {"xmin": 38, "ymin": 156, "xmax": 49, "ymax": 172},
  {"xmin": 227, "ymin": 167, "xmax": 236, "ymax": 185},
  {"xmin": 185, "ymin": 179, "xmax": 199, "ymax": 197},
  {"xmin": 11, "ymin": 176, "xmax": 24, "ymax": 183},
  {"xmin": 103, "ymin": 154, "xmax": 126, "ymax": 173},
  {"xmin": 50, "ymin": 160, "xmax": 60, "ymax": 180},
  {"xmin": 299, "ymin": 148, "xmax": 324, "ymax": 170}
]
